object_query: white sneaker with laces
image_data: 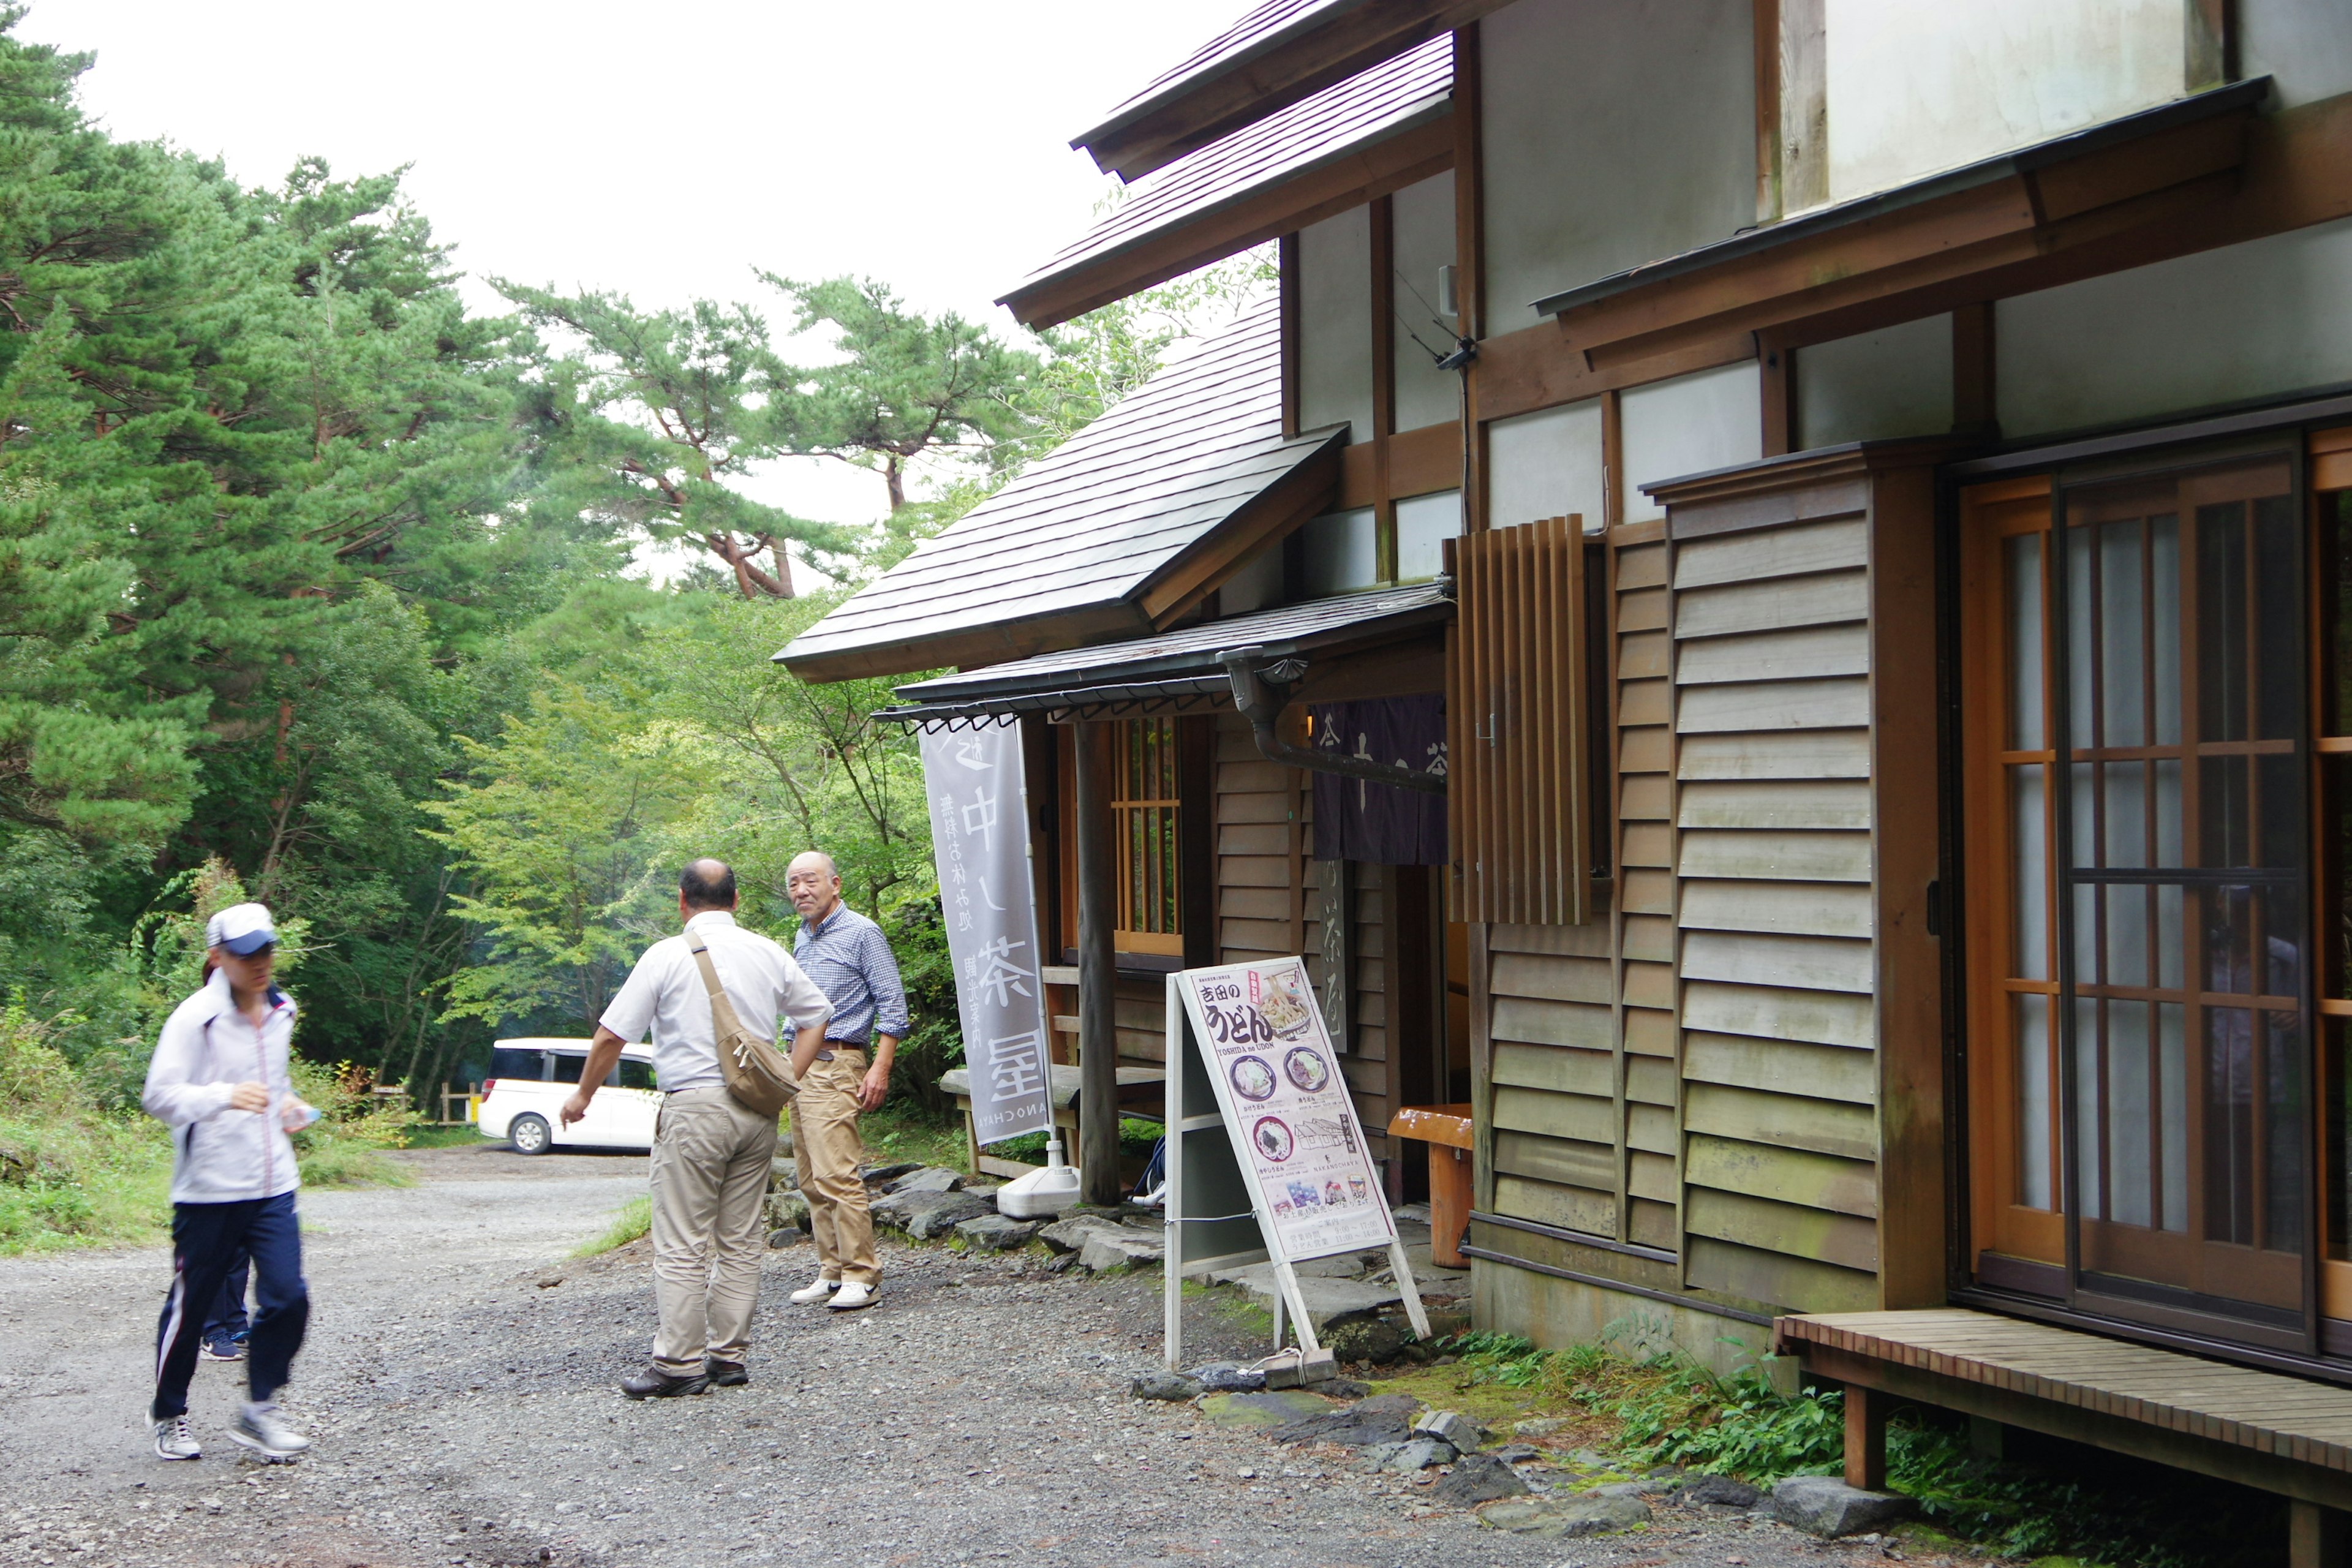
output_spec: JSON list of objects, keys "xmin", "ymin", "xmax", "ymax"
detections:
[
  {"xmin": 789, "ymin": 1276, "xmax": 840, "ymax": 1305},
  {"xmin": 228, "ymin": 1404, "xmax": 311, "ymax": 1459},
  {"xmin": 827, "ymin": 1281, "xmax": 876, "ymax": 1311},
  {"xmin": 153, "ymin": 1416, "xmax": 201, "ymax": 1461}
]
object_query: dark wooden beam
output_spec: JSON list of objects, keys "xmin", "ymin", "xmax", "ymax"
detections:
[
  {"xmin": 1279, "ymin": 232, "xmax": 1302, "ymax": 439},
  {"xmin": 1759, "ymin": 342, "xmax": 1795, "ymax": 457},
  {"xmin": 1004, "ymin": 116, "xmax": 1454, "ymax": 330},
  {"xmin": 1073, "ymin": 720, "xmax": 1122, "ymax": 1206},
  {"xmin": 1450, "ymin": 21, "xmax": 1488, "ymax": 532},
  {"xmin": 1076, "ymin": 0, "xmax": 1509, "ymax": 182},
  {"xmin": 1951, "ymin": 301, "xmax": 1996, "ymax": 437}
]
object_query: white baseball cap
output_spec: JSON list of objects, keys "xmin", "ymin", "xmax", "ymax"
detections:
[{"xmin": 205, "ymin": 903, "xmax": 278, "ymax": 956}]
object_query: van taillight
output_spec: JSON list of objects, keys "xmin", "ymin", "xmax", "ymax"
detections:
[{"xmin": 481, "ymin": 1080, "xmax": 497, "ymax": 1095}]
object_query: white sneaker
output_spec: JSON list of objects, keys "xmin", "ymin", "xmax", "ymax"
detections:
[
  {"xmin": 153, "ymin": 1416, "xmax": 201, "ymax": 1461},
  {"xmin": 827, "ymin": 1281, "xmax": 876, "ymax": 1311},
  {"xmin": 789, "ymin": 1276, "xmax": 840, "ymax": 1305},
  {"xmin": 228, "ymin": 1404, "xmax": 311, "ymax": 1459}
]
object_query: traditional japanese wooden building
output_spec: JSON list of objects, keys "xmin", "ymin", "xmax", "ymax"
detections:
[{"xmin": 786, "ymin": 1, "xmax": 2352, "ymax": 1553}]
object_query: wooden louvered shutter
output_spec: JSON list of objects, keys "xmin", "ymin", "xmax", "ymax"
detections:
[{"xmin": 1447, "ymin": 516, "xmax": 1590, "ymax": 924}]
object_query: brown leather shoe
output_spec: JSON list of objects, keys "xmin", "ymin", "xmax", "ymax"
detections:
[
  {"xmin": 619, "ymin": 1366, "xmax": 708, "ymax": 1400},
  {"xmin": 704, "ymin": 1359, "xmax": 750, "ymax": 1387}
]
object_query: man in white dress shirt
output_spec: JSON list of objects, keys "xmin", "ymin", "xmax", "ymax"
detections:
[{"xmin": 563, "ymin": 859, "xmax": 833, "ymax": 1398}]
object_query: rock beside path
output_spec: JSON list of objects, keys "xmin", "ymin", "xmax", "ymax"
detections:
[
  {"xmin": 952, "ymin": 1214, "xmax": 1038, "ymax": 1250},
  {"xmin": 1265, "ymin": 1393, "xmax": 1421, "ymax": 1447},
  {"xmin": 1677, "ymin": 1474, "xmax": 1762, "ymax": 1509},
  {"xmin": 888, "ymin": 1166, "xmax": 966, "ymax": 1195},
  {"xmin": 1768, "ymin": 1476, "xmax": 1916, "ymax": 1538},
  {"xmin": 1188, "ymin": 1362, "xmax": 1265, "ymax": 1392},
  {"xmin": 875, "ymin": 1189, "xmax": 992, "ymax": 1239},
  {"xmin": 1076, "ymin": 1229, "xmax": 1164, "ymax": 1271},
  {"xmin": 1199, "ymin": 1390, "xmax": 1332, "ymax": 1430},
  {"xmin": 1129, "ymin": 1371, "xmax": 1204, "ymax": 1402},
  {"xmin": 1434, "ymin": 1453, "xmax": 1530, "ymax": 1507},
  {"xmin": 1362, "ymin": 1436, "xmax": 1457, "ymax": 1471},
  {"xmin": 1478, "ymin": 1493, "xmax": 1652, "ymax": 1538},
  {"xmin": 1038, "ymin": 1213, "xmax": 1134, "ymax": 1254}
]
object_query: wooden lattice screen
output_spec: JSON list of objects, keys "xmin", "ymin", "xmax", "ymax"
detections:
[{"xmin": 1447, "ymin": 515, "xmax": 1591, "ymax": 925}]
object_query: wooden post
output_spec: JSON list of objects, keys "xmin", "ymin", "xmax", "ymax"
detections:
[
  {"xmin": 1844, "ymin": 1384, "xmax": 1889, "ymax": 1492},
  {"xmin": 2291, "ymin": 1501, "xmax": 2350, "ymax": 1568},
  {"xmin": 1074, "ymin": 720, "xmax": 1121, "ymax": 1207}
]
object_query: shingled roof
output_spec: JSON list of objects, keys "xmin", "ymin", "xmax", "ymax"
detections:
[
  {"xmin": 1072, "ymin": 0, "xmax": 1499, "ymax": 183},
  {"xmin": 778, "ymin": 298, "xmax": 1344, "ymax": 683},
  {"xmin": 1001, "ymin": 36, "xmax": 1453, "ymax": 329}
]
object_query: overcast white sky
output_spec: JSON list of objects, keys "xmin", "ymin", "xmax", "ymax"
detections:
[{"xmin": 17, "ymin": 1, "xmax": 1240, "ymax": 546}]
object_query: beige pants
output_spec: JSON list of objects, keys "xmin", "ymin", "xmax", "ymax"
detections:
[
  {"xmin": 793, "ymin": 1050, "xmax": 880, "ymax": 1287},
  {"xmin": 648, "ymin": 1087, "xmax": 778, "ymax": 1376}
]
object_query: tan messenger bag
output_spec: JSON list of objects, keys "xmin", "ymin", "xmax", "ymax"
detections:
[{"xmin": 684, "ymin": 930, "xmax": 801, "ymax": 1118}]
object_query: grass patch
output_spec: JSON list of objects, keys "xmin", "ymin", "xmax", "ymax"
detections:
[
  {"xmin": 1396, "ymin": 1326, "xmax": 2283, "ymax": 1568},
  {"xmin": 572, "ymin": 1194, "xmax": 651, "ymax": 1258},
  {"xmin": 847, "ymin": 1101, "xmax": 969, "ymax": 1174},
  {"xmin": 987, "ymin": 1117, "xmax": 1159, "ymax": 1165},
  {"xmin": 399, "ymin": 1123, "xmax": 488, "ymax": 1150}
]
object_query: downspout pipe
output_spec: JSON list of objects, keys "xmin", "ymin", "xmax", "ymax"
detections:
[{"xmin": 1218, "ymin": 646, "xmax": 1446, "ymax": 796}]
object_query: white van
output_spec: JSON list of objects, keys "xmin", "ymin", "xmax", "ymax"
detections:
[{"xmin": 475, "ymin": 1038, "xmax": 660, "ymax": 1155}]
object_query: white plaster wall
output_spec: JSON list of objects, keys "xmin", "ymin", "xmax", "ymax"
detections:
[
  {"xmin": 1823, "ymin": 0, "xmax": 2185, "ymax": 203},
  {"xmin": 1621, "ymin": 363, "xmax": 1763, "ymax": 522},
  {"xmin": 1302, "ymin": 507, "xmax": 1379, "ymax": 595},
  {"xmin": 2240, "ymin": 0, "xmax": 2352, "ymax": 109},
  {"xmin": 1299, "ymin": 207, "xmax": 1374, "ymax": 443},
  {"xmin": 1390, "ymin": 172, "xmax": 1460, "ymax": 434},
  {"xmin": 1481, "ymin": 0, "xmax": 1755, "ymax": 334},
  {"xmin": 1487, "ymin": 399, "xmax": 1606, "ymax": 533},
  {"xmin": 1796, "ymin": 315, "xmax": 1954, "ymax": 450},
  {"xmin": 1396, "ymin": 489, "xmax": 1464, "ymax": 582},
  {"xmin": 1218, "ymin": 539, "xmax": 1286, "ymax": 616},
  {"xmin": 1997, "ymin": 217, "xmax": 2352, "ymax": 438}
]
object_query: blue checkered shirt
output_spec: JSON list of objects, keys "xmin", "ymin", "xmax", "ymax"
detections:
[{"xmin": 792, "ymin": 903, "xmax": 910, "ymax": 1046}]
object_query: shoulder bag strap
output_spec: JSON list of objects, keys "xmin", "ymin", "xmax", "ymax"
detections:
[{"xmin": 684, "ymin": 930, "xmax": 731, "ymax": 1011}]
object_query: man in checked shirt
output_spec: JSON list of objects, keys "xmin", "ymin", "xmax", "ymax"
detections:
[{"xmin": 783, "ymin": 850, "xmax": 910, "ymax": 1312}]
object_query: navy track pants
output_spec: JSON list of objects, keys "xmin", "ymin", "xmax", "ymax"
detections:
[{"xmin": 153, "ymin": 1192, "xmax": 308, "ymax": 1420}]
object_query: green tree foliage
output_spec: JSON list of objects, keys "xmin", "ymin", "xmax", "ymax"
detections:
[
  {"xmin": 426, "ymin": 684, "xmax": 703, "ymax": 1033},
  {"xmin": 0, "ymin": 0, "xmax": 1235, "ymax": 1163}
]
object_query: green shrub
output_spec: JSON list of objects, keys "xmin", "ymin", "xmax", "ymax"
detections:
[
  {"xmin": 289, "ymin": 1058, "xmax": 420, "ymax": 1188},
  {"xmin": 0, "ymin": 995, "xmax": 172, "ymax": 1253}
]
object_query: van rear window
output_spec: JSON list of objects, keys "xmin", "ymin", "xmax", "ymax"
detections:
[{"xmin": 488, "ymin": 1049, "xmax": 546, "ymax": 1082}]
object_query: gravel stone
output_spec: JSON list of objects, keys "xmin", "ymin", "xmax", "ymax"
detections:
[{"xmin": 0, "ymin": 1140, "xmax": 1992, "ymax": 1568}]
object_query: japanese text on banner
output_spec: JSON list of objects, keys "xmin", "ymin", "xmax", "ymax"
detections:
[{"xmin": 919, "ymin": 720, "xmax": 1054, "ymax": 1143}]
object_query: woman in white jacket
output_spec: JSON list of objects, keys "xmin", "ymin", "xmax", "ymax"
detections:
[{"xmin": 141, "ymin": 903, "xmax": 318, "ymax": 1462}]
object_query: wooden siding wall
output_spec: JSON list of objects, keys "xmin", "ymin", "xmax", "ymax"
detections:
[
  {"xmin": 1669, "ymin": 491, "xmax": 1881, "ymax": 1314},
  {"xmin": 1482, "ymin": 519, "xmax": 1667, "ymax": 1250},
  {"xmin": 1213, "ymin": 713, "xmax": 1398, "ymax": 1171}
]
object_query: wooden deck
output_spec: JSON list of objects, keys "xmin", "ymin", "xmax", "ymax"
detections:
[{"xmin": 1778, "ymin": 1308, "xmax": 2352, "ymax": 1562}]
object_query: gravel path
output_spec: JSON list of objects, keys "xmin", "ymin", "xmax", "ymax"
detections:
[{"xmin": 0, "ymin": 1145, "xmax": 1980, "ymax": 1568}]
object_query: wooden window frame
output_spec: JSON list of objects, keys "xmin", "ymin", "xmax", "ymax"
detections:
[{"xmin": 1966, "ymin": 432, "xmax": 2352, "ymax": 1341}]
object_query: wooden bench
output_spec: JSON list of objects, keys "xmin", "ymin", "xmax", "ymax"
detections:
[
  {"xmin": 940, "ymin": 1064, "xmax": 1166, "ymax": 1179},
  {"xmin": 1778, "ymin": 1308, "xmax": 2352, "ymax": 1567}
]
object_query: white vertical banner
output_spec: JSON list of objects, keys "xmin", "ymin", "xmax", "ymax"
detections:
[{"xmin": 920, "ymin": 717, "xmax": 1054, "ymax": 1144}]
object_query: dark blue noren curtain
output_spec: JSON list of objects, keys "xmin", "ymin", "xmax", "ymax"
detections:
[{"xmin": 1309, "ymin": 695, "xmax": 1447, "ymax": 866}]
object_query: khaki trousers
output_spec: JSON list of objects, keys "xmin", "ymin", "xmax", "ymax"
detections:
[
  {"xmin": 648, "ymin": 1087, "xmax": 778, "ymax": 1376},
  {"xmin": 793, "ymin": 1051, "xmax": 880, "ymax": 1287}
]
